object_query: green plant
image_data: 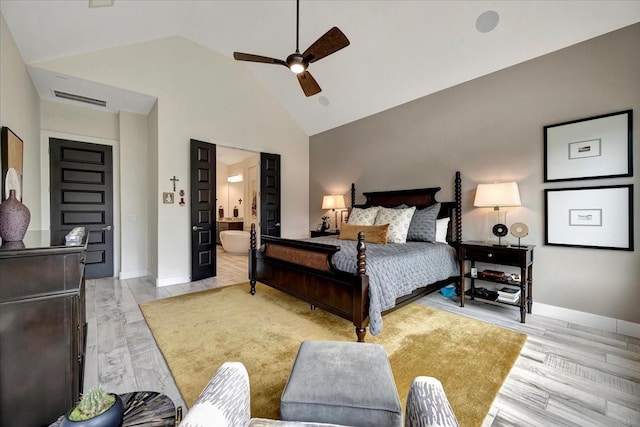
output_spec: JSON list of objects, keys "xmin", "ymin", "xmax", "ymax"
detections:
[{"xmin": 68, "ymin": 386, "xmax": 115, "ymax": 421}]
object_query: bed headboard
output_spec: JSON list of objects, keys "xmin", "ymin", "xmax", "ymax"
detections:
[{"xmin": 349, "ymin": 171, "xmax": 462, "ymax": 243}]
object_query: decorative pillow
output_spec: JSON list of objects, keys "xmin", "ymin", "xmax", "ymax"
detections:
[
  {"xmin": 374, "ymin": 206, "xmax": 416, "ymax": 243},
  {"xmin": 347, "ymin": 206, "xmax": 380, "ymax": 225},
  {"xmin": 406, "ymin": 203, "xmax": 440, "ymax": 242},
  {"xmin": 436, "ymin": 217, "xmax": 450, "ymax": 243},
  {"xmin": 339, "ymin": 223, "xmax": 389, "ymax": 244}
]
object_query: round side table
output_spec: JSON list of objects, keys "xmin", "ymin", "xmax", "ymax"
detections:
[{"xmin": 120, "ymin": 391, "xmax": 177, "ymax": 426}]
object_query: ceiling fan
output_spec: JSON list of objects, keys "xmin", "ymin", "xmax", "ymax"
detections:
[{"xmin": 233, "ymin": 0, "xmax": 350, "ymax": 97}]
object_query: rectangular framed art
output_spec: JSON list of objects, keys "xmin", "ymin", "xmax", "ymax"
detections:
[
  {"xmin": 544, "ymin": 110, "xmax": 632, "ymax": 182},
  {"xmin": 544, "ymin": 184, "xmax": 634, "ymax": 251},
  {"xmin": 1, "ymin": 126, "xmax": 24, "ymax": 201}
]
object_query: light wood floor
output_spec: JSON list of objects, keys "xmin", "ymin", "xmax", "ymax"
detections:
[{"xmin": 85, "ymin": 247, "xmax": 640, "ymax": 426}]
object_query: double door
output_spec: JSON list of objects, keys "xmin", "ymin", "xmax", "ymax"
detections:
[{"xmin": 190, "ymin": 141, "xmax": 281, "ymax": 281}]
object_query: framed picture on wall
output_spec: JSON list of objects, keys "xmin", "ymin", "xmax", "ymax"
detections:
[
  {"xmin": 543, "ymin": 110, "xmax": 632, "ymax": 182},
  {"xmin": 544, "ymin": 184, "xmax": 634, "ymax": 251},
  {"xmin": 1, "ymin": 126, "xmax": 24, "ymax": 201}
]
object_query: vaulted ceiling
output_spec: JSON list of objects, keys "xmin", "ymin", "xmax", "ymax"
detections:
[{"xmin": 2, "ymin": 1, "xmax": 639, "ymax": 135}]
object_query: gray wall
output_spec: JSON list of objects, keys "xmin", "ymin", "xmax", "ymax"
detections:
[{"xmin": 310, "ymin": 24, "xmax": 639, "ymax": 324}]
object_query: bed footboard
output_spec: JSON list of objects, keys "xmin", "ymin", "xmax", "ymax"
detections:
[{"xmin": 249, "ymin": 224, "xmax": 370, "ymax": 342}]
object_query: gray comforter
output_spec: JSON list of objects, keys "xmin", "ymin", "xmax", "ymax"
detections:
[{"xmin": 308, "ymin": 237, "xmax": 459, "ymax": 335}]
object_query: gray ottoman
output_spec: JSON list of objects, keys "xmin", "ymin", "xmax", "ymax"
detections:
[{"xmin": 280, "ymin": 340, "xmax": 402, "ymax": 427}]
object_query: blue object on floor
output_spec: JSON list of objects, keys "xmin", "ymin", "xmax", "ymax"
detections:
[{"xmin": 440, "ymin": 284, "xmax": 456, "ymax": 298}]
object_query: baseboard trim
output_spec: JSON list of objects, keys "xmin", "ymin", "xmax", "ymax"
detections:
[
  {"xmin": 156, "ymin": 275, "xmax": 191, "ymax": 287},
  {"xmin": 532, "ymin": 302, "xmax": 640, "ymax": 339},
  {"xmin": 119, "ymin": 269, "xmax": 149, "ymax": 280}
]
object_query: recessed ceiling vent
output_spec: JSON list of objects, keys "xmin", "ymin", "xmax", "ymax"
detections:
[
  {"xmin": 53, "ymin": 90, "xmax": 107, "ymax": 107},
  {"xmin": 89, "ymin": 0, "xmax": 114, "ymax": 8}
]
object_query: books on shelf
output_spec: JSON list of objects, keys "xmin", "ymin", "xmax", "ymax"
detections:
[{"xmin": 497, "ymin": 286, "xmax": 520, "ymax": 304}]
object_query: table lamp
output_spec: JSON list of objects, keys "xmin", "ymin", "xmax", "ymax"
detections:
[
  {"xmin": 474, "ymin": 182, "xmax": 521, "ymax": 246},
  {"xmin": 322, "ymin": 195, "xmax": 346, "ymax": 231}
]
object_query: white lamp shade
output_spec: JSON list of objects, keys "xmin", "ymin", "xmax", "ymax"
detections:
[
  {"xmin": 322, "ymin": 195, "xmax": 346, "ymax": 210},
  {"xmin": 474, "ymin": 182, "xmax": 521, "ymax": 208}
]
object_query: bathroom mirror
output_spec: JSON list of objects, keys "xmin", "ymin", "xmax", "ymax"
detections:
[{"xmin": 228, "ymin": 179, "xmax": 243, "ymax": 219}]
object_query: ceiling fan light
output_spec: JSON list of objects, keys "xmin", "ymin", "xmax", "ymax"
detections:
[
  {"xmin": 286, "ymin": 53, "xmax": 307, "ymax": 74},
  {"xmin": 290, "ymin": 63, "xmax": 305, "ymax": 74}
]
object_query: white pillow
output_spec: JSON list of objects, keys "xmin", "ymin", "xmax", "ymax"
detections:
[
  {"xmin": 435, "ymin": 218, "xmax": 450, "ymax": 243},
  {"xmin": 374, "ymin": 206, "xmax": 416, "ymax": 243},
  {"xmin": 347, "ymin": 207, "xmax": 380, "ymax": 225}
]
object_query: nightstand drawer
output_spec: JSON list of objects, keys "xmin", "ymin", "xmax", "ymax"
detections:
[{"xmin": 464, "ymin": 246, "xmax": 520, "ymax": 265}]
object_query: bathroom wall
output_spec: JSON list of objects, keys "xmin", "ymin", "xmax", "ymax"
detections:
[{"xmin": 215, "ymin": 162, "xmax": 230, "ymax": 219}]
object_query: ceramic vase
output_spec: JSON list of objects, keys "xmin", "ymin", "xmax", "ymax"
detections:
[{"xmin": 0, "ymin": 189, "xmax": 31, "ymax": 242}]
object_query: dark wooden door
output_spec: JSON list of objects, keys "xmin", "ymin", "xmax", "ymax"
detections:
[
  {"xmin": 50, "ymin": 138, "xmax": 113, "ymax": 279},
  {"xmin": 190, "ymin": 140, "xmax": 216, "ymax": 281},
  {"xmin": 260, "ymin": 152, "xmax": 281, "ymax": 237}
]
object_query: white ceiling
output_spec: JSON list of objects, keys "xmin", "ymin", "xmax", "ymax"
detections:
[
  {"xmin": 216, "ymin": 145, "xmax": 257, "ymax": 166},
  {"xmin": 2, "ymin": 1, "xmax": 639, "ymax": 136}
]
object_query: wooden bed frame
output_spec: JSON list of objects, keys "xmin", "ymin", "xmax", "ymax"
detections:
[{"xmin": 249, "ymin": 171, "xmax": 462, "ymax": 342}]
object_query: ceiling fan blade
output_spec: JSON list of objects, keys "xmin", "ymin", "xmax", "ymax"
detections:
[
  {"xmin": 297, "ymin": 71, "xmax": 321, "ymax": 97},
  {"xmin": 233, "ymin": 52, "xmax": 287, "ymax": 67},
  {"xmin": 302, "ymin": 27, "xmax": 350, "ymax": 63}
]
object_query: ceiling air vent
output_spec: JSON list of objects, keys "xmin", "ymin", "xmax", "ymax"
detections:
[{"xmin": 53, "ymin": 90, "xmax": 107, "ymax": 107}]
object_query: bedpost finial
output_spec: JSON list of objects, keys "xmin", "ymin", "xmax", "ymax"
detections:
[
  {"xmin": 356, "ymin": 232, "xmax": 366, "ymax": 276},
  {"xmin": 351, "ymin": 183, "xmax": 356, "ymax": 209},
  {"xmin": 250, "ymin": 223, "xmax": 257, "ymax": 250},
  {"xmin": 455, "ymin": 171, "xmax": 462, "ymax": 242}
]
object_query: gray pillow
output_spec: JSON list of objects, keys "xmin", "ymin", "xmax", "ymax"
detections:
[{"xmin": 406, "ymin": 203, "xmax": 440, "ymax": 242}]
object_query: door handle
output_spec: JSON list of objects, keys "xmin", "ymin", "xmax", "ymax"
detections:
[
  {"xmin": 192, "ymin": 226, "xmax": 204, "ymax": 231},
  {"xmin": 275, "ymin": 223, "xmax": 281, "ymax": 227},
  {"xmin": 102, "ymin": 225, "xmax": 112, "ymax": 231}
]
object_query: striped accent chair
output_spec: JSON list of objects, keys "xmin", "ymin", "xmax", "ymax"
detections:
[{"xmin": 179, "ymin": 362, "xmax": 459, "ymax": 427}]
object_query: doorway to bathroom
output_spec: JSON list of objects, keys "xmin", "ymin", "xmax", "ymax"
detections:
[
  {"xmin": 216, "ymin": 145, "xmax": 260, "ymax": 244},
  {"xmin": 190, "ymin": 142, "xmax": 280, "ymax": 281}
]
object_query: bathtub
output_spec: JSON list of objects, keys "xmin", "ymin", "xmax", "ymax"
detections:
[{"xmin": 220, "ymin": 230, "xmax": 250, "ymax": 255}]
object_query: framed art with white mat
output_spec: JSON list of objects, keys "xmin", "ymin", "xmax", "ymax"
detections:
[
  {"xmin": 544, "ymin": 185, "xmax": 633, "ymax": 251},
  {"xmin": 544, "ymin": 110, "xmax": 632, "ymax": 182}
]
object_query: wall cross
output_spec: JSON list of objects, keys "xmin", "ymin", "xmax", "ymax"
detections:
[{"xmin": 170, "ymin": 176, "xmax": 179, "ymax": 191}]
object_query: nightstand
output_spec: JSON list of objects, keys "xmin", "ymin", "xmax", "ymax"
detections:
[
  {"xmin": 459, "ymin": 241, "xmax": 534, "ymax": 323},
  {"xmin": 310, "ymin": 230, "xmax": 340, "ymax": 238}
]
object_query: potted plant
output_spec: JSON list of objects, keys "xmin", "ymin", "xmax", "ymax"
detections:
[{"xmin": 61, "ymin": 386, "xmax": 124, "ymax": 427}]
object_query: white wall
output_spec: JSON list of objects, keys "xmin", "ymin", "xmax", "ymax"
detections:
[
  {"xmin": 147, "ymin": 101, "xmax": 159, "ymax": 278},
  {"xmin": 216, "ymin": 162, "xmax": 230, "ymax": 218},
  {"xmin": 0, "ymin": 13, "xmax": 41, "ymax": 227},
  {"xmin": 119, "ymin": 111, "xmax": 149, "ymax": 279},
  {"xmin": 31, "ymin": 36, "xmax": 309, "ymax": 285}
]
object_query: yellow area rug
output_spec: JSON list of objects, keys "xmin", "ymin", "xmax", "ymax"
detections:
[{"xmin": 140, "ymin": 283, "xmax": 526, "ymax": 427}]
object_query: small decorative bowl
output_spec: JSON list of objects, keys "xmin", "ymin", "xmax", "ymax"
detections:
[{"xmin": 440, "ymin": 285, "xmax": 456, "ymax": 298}]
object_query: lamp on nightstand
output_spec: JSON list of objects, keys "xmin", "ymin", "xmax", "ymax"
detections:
[
  {"xmin": 474, "ymin": 182, "xmax": 521, "ymax": 246},
  {"xmin": 322, "ymin": 195, "xmax": 346, "ymax": 231}
]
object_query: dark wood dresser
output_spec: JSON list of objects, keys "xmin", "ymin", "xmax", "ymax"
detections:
[{"xmin": 0, "ymin": 230, "xmax": 88, "ymax": 427}]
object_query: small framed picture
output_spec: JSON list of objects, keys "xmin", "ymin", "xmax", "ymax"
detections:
[{"xmin": 163, "ymin": 192, "xmax": 174, "ymax": 204}]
